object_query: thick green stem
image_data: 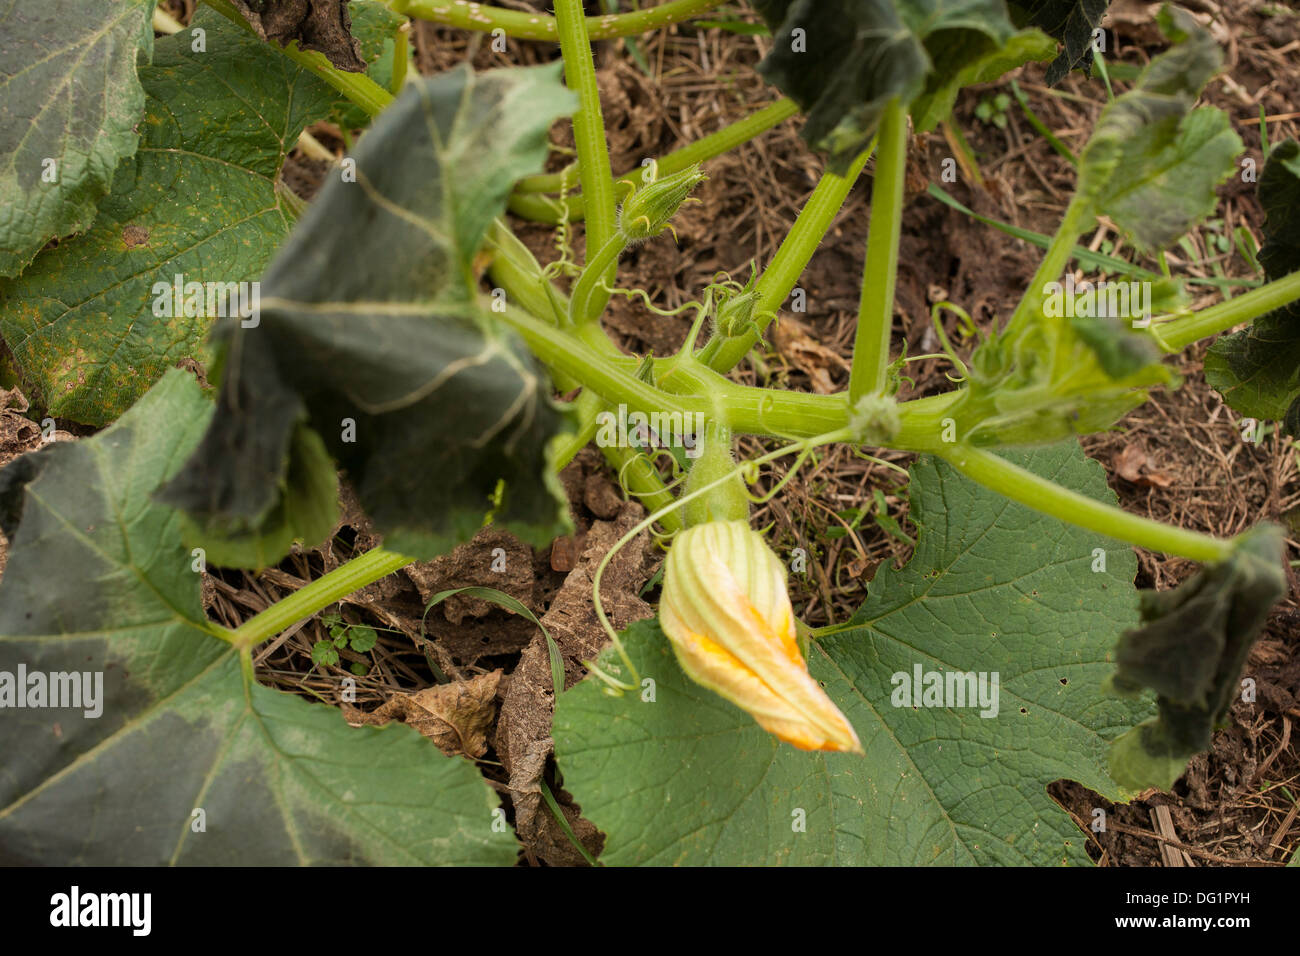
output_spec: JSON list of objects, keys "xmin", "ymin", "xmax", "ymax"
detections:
[
  {"xmin": 393, "ymin": 0, "xmax": 725, "ymax": 41},
  {"xmin": 1007, "ymin": 194, "xmax": 1091, "ymax": 335},
  {"xmin": 570, "ymin": 234, "xmax": 628, "ymax": 325},
  {"xmin": 937, "ymin": 445, "xmax": 1233, "ymax": 563},
  {"xmin": 1156, "ymin": 270, "xmax": 1300, "ymax": 351},
  {"xmin": 203, "ymin": 0, "xmax": 394, "ymax": 117},
  {"xmin": 555, "ymin": 0, "xmax": 619, "ymax": 322},
  {"xmin": 230, "ymin": 548, "xmax": 414, "ymax": 649},
  {"xmin": 849, "ymin": 98, "xmax": 907, "ymax": 402},
  {"xmin": 703, "ymin": 146, "xmax": 874, "ymax": 373}
]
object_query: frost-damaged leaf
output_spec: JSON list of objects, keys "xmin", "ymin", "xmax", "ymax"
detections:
[
  {"xmin": 0, "ymin": 371, "xmax": 516, "ymax": 866},
  {"xmin": 331, "ymin": 0, "xmax": 409, "ymax": 128},
  {"xmin": 1105, "ymin": 525, "xmax": 1286, "ymax": 792},
  {"xmin": 229, "ymin": 0, "xmax": 366, "ymax": 71},
  {"xmin": 1075, "ymin": 6, "xmax": 1240, "ymax": 251},
  {"xmin": 159, "ymin": 64, "xmax": 576, "ymax": 566},
  {"xmin": 0, "ymin": 0, "xmax": 154, "ymax": 277},
  {"xmin": 0, "ymin": 11, "xmax": 337, "ymax": 426},
  {"xmin": 1007, "ymin": 0, "xmax": 1110, "ymax": 85},
  {"xmin": 1205, "ymin": 141, "xmax": 1300, "ymax": 434},
  {"xmin": 752, "ymin": 0, "xmax": 1016, "ymax": 173},
  {"xmin": 555, "ymin": 442, "xmax": 1150, "ymax": 865}
]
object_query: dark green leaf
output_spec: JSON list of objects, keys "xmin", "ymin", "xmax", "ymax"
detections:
[
  {"xmin": 0, "ymin": 11, "xmax": 337, "ymax": 424},
  {"xmin": 753, "ymin": 0, "xmax": 1016, "ymax": 173},
  {"xmin": 555, "ymin": 442, "xmax": 1149, "ymax": 865},
  {"xmin": 1075, "ymin": 7, "xmax": 1241, "ymax": 251},
  {"xmin": 912, "ymin": 28, "xmax": 1058, "ymax": 133},
  {"xmin": 0, "ymin": 370, "xmax": 515, "ymax": 865},
  {"xmin": 1205, "ymin": 140, "xmax": 1300, "ymax": 433},
  {"xmin": 0, "ymin": 0, "xmax": 155, "ymax": 277},
  {"xmin": 1106, "ymin": 525, "xmax": 1286, "ymax": 791},
  {"xmin": 159, "ymin": 64, "xmax": 577, "ymax": 565},
  {"xmin": 1007, "ymin": 0, "xmax": 1110, "ymax": 84}
]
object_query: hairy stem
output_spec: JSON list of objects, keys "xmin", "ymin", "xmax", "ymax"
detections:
[
  {"xmin": 510, "ymin": 98, "xmax": 800, "ymax": 220},
  {"xmin": 1155, "ymin": 270, "xmax": 1300, "ymax": 351},
  {"xmin": 392, "ymin": 0, "xmax": 726, "ymax": 41},
  {"xmin": 937, "ymin": 445, "xmax": 1233, "ymax": 563},
  {"xmin": 849, "ymin": 98, "xmax": 907, "ymax": 402},
  {"xmin": 555, "ymin": 0, "xmax": 619, "ymax": 323},
  {"xmin": 702, "ymin": 146, "xmax": 874, "ymax": 373},
  {"xmin": 229, "ymin": 548, "xmax": 414, "ymax": 649}
]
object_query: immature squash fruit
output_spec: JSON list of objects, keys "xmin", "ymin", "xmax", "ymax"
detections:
[{"xmin": 659, "ymin": 520, "xmax": 862, "ymax": 753}]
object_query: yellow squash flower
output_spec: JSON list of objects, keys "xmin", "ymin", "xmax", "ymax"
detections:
[{"xmin": 659, "ymin": 520, "xmax": 862, "ymax": 753}]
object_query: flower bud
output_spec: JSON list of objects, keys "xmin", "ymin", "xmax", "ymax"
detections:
[
  {"xmin": 659, "ymin": 521, "xmax": 862, "ymax": 753},
  {"xmin": 714, "ymin": 289, "xmax": 758, "ymax": 338},
  {"xmin": 618, "ymin": 165, "xmax": 706, "ymax": 242}
]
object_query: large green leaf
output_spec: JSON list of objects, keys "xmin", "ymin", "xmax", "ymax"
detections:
[
  {"xmin": 158, "ymin": 63, "xmax": 577, "ymax": 566},
  {"xmin": 1205, "ymin": 140, "xmax": 1300, "ymax": 434},
  {"xmin": 0, "ymin": 0, "xmax": 154, "ymax": 277},
  {"xmin": 1008, "ymin": 0, "xmax": 1110, "ymax": 84},
  {"xmin": 1075, "ymin": 7, "xmax": 1240, "ymax": 251},
  {"xmin": 554, "ymin": 442, "xmax": 1148, "ymax": 865},
  {"xmin": 753, "ymin": 0, "xmax": 1017, "ymax": 173},
  {"xmin": 0, "ymin": 10, "xmax": 336, "ymax": 425},
  {"xmin": 0, "ymin": 370, "xmax": 516, "ymax": 866}
]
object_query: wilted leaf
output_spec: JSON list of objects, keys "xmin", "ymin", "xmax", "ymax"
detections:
[
  {"xmin": 346, "ymin": 671, "xmax": 503, "ymax": 758},
  {"xmin": 331, "ymin": 0, "xmax": 409, "ymax": 128},
  {"xmin": 1075, "ymin": 7, "xmax": 1241, "ymax": 251},
  {"xmin": 752, "ymin": 0, "xmax": 1016, "ymax": 173},
  {"xmin": 1008, "ymin": 0, "xmax": 1111, "ymax": 84},
  {"xmin": 0, "ymin": 370, "xmax": 515, "ymax": 865},
  {"xmin": 555, "ymin": 442, "xmax": 1150, "ymax": 865},
  {"xmin": 159, "ymin": 64, "xmax": 577, "ymax": 566},
  {"xmin": 1205, "ymin": 140, "xmax": 1300, "ymax": 434},
  {"xmin": 1105, "ymin": 525, "xmax": 1286, "ymax": 792},
  {"xmin": 0, "ymin": 0, "xmax": 154, "ymax": 277},
  {"xmin": 0, "ymin": 11, "xmax": 337, "ymax": 425},
  {"xmin": 229, "ymin": 0, "xmax": 366, "ymax": 71}
]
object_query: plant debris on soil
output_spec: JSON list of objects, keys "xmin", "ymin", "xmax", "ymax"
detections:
[{"xmin": 6, "ymin": 0, "xmax": 1292, "ymax": 866}]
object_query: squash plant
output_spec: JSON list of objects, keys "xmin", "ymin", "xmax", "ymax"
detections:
[{"xmin": 0, "ymin": 0, "xmax": 1297, "ymax": 866}]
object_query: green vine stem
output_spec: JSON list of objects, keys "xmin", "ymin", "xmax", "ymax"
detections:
[
  {"xmin": 555, "ymin": 0, "xmax": 619, "ymax": 324},
  {"xmin": 510, "ymin": 98, "xmax": 800, "ymax": 221},
  {"xmin": 937, "ymin": 444, "xmax": 1233, "ymax": 563},
  {"xmin": 1155, "ymin": 270, "xmax": 1300, "ymax": 351},
  {"xmin": 849, "ymin": 98, "xmax": 908, "ymax": 402},
  {"xmin": 229, "ymin": 548, "xmax": 414, "ymax": 649},
  {"xmin": 202, "ymin": 0, "xmax": 394, "ymax": 117},
  {"xmin": 569, "ymin": 234, "xmax": 629, "ymax": 324},
  {"xmin": 702, "ymin": 146, "xmax": 875, "ymax": 373},
  {"xmin": 392, "ymin": 0, "xmax": 725, "ymax": 41},
  {"xmin": 1006, "ymin": 194, "xmax": 1090, "ymax": 335}
]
